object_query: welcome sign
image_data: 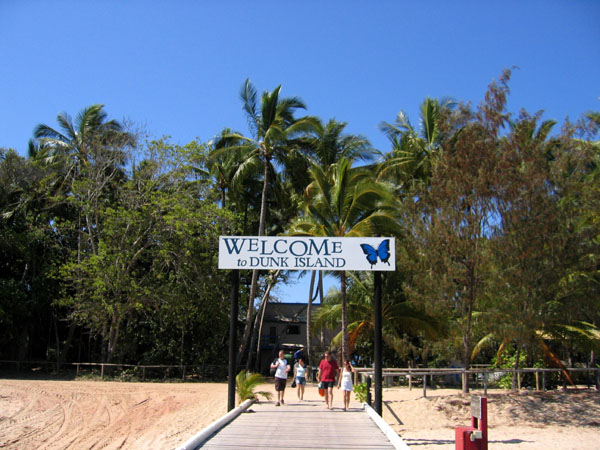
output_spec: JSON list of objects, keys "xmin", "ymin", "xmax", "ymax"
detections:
[{"xmin": 218, "ymin": 236, "xmax": 395, "ymax": 271}]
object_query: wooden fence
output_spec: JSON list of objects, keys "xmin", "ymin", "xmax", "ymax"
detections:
[
  {"xmin": 0, "ymin": 360, "xmax": 229, "ymax": 381},
  {"xmin": 355, "ymin": 367, "xmax": 600, "ymax": 397},
  {"xmin": 3, "ymin": 360, "xmax": 598, "ymax": 394}
]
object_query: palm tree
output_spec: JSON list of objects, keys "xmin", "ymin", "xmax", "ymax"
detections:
[
  {"xmin": 377, "ymin": 97, "xmax": 456, "ymax": 189},
  {"xmin": 289, "ymin": 158, "xmax": 401, "ymax": 362},
  {"xmin": 32, "ymin": 104, "xmax": 132, "ymax": 177},
  {"xmin": 313, "ymin": 272, "xmax": 441, "ymax": 358},
  {"xmin": 31, "ymin": 104, "xmax": 134, "ymax": 364},
  {"xmin": 207, "ymin": 128, "xmax": 262, "ymax": 210},
  {"xmin": 31, "ymin": 104, "xmax": 134, "ymax": 253},
  {"xmin": 310, "ymin": 118, "xmax": 377, "ymax": 167},
  {"xmin": 235, "ymin": 370, "xmax": 272, "ymax": 404},
  {"xmin": 471, "ymin": 312, "xmax": 578, "ymax": 390},
  {"xmin": 211, "ymin": 79, "xmax": 319, "ymax": 366},
  {"xmin": 299, "ymin": 118, "xmax": 377, "ymax": 364}
]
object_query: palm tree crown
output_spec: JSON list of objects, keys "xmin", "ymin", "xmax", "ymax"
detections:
[
  {"xmin": 378, "ymin": 97, "xmax": 456, "ymax": 188},
  {"xmin": 289, "ymin": 157, "xmax": 401, "ymax": 363}
]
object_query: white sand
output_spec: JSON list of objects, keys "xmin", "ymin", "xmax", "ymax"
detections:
[{"xmin": 0, "ymin": 379, "xmax": 598, "ymax": 449}]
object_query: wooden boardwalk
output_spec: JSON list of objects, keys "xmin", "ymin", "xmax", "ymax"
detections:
[{"xmin": 200, "ymin": 399, "xmax": 399, "ymax": 449}]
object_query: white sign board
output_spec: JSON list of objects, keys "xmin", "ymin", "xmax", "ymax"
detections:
[{"xmin": 219, "ymin": 236, "xmax": 395, "ymax": 271}]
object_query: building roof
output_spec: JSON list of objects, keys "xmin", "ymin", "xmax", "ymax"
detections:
[{"xmin": 263, "ymin": 302, "xmax": 321, "ymax": 323}]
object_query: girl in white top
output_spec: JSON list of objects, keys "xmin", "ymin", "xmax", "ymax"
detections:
[
  {"xmin": 293, "ymin": 358, "xmax": 309, "ymax": 401},
  {"xmin": 337, "ymin": 359, "xmax": 355, "ymax": 411}
]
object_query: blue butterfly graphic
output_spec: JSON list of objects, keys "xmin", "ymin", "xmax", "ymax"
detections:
[{"xmin": 360, "ymin": 239, "xmax": 391, "ymax": 268}]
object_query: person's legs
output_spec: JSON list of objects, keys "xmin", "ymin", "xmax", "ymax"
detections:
[
  {"xmin": 344, "ymin": 390, "xmax": 350, "ymax": 410},
  {"xmin": 275, "ymin": 378, "xmax": 286, "ymax": 405},
  {"xmin": 327, "ymin": 386, "xmax": 334, "ymax": 409},
  {"xmin": 297, "ymin": 381, "xmax": 305, "ymax": 400}
]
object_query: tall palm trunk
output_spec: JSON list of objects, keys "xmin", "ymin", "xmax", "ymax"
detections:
[
  {"xmin": 236, "ymin": 154, "xmax": 270, "ymax": 367},
  {"xmin": 306, "ymin": 271, "xmax": 316, "ymax": 364},
  {"xmin": 252, "ymin": 270, "xmax": 280, "ymax": 371}
]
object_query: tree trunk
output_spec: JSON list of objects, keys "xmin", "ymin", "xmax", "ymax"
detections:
[
  {"xmin": 306, "ymin": 271, "xmax": 316, "ymax": 365},
  {"xmin": 53, "ymin": 313, "xmax": 60, "ymax": 372},
  {"xmin": 101, "ymin": 322, "xmax": 107, "ymax": 363},
  {"xmin": 318, "ymin": 271, "xmax": 324, "ymax": 303},
  {"xmin": 106, "ymin": 315, "xmax": 121, "ymax": 364},
  {"xmin": 59, "ymin": 322, "xmax": 76, "ymax": 367},
  {"xmin": 180, "ymin": 329, "xmax": 185, "ymax": 364},
  {"xmin": 461, "ymin": 263, "xmax": 477, "ymax": 393},
  {"xmin": 512, "ymin": 345, "xmax": 521, "ymax": 391},
  {"xmin": 252, "ymin": 270, "xmax": 281, "ymax": 372},
  {"xmin": 236, "ymin": 157, "xmax": 270, "ymax": 367},
  {"xmin": 462, "ymin": 303, "xmax": 474, "ymax": 393}
]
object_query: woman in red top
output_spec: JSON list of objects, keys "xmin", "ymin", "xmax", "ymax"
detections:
[{"xmin": 317, "ymin": 351, "xmax": 339, "ymax": 410}]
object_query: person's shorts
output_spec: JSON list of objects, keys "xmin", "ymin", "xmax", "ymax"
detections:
[
  {"xmin": 274, "ymin": 377, "xmax": 287, "ymax": 391},
  {"xmin": 321, "ymin": 381, "xmax": 335, "ymax": 389},
  {"xmin": 295, "ymin": 376, "xmax": 306, "ymax": 386}
]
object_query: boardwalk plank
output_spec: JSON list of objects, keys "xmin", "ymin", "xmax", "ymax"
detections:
[{"xmin": 200, "ymin": 401, "xmax": 397, "ymax": 449}]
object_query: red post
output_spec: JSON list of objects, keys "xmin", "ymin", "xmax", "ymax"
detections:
[{"xmin": 455, "ymin": 396, "xmax": 487, "ymax": 450}]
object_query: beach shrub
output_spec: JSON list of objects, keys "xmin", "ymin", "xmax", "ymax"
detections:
[
  {"xmin": 235, "ymin": 370, "xmax": 272, "ymax": 404},
  {"xmin": 353, "ymin": 382, "xmax": 369, "ymax": 403}
]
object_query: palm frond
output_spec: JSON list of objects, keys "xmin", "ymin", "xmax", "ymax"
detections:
[
  {"xmin": 235, "ymin": 370, "xmax": 272, "ymax": 404},
  {"xmin": 240, "ymin": 78, "xmax": 260, "ymax": 137}
]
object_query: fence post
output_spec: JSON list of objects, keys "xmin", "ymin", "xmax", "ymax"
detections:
[
  {"xmin": 535, "ymin": 370, "xmax": 540, "ymax": 391},
  {"xmin": 366, "ymin": 376, "xmax": 372, "ymax": 406},
  {"xmin": 423, "ymin": 374, "xmax": 427, "ymax": 398},
  {"xmin": 542, "ymin": 371, "xmax": 546, "ymax": 391},
  {"xmin": 101, "ymin": 364, "xmax": 105, "ymax": 380}
]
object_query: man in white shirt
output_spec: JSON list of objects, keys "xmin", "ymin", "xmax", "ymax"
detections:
[{"xmin": 270, "ymin": 349, "xmax": 290, "ymax": 406}]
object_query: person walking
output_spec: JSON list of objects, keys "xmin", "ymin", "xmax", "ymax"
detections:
[
  {"xmin": 270, "ymin": 349, "xmax": 290, "ymax": 406},
  {"xmin": 317, "ymin": 351, "xmax": 339, "ymax": 410},
  {"xmin": 293, "ymin": 357, "xmax": 309, "ymax": 401},
  {"xmin": 338, "ymin": 359, "xmax": 355, "ymax": 411}
]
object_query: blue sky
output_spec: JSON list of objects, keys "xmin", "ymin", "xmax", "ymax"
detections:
[{"xmin": 1, "ymin": 1, "xmax": 599, "ymax": 301}]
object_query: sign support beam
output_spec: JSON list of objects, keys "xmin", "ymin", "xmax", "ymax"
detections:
[
  {"xmin": 374, "ymin": 270, "xmax": 383, "ymax": 416},
  {"xmin": 227, "ymin": 270, "xmax": 239, "ymax": 411}
]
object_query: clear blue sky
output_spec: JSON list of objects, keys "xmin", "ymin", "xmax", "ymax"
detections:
[{"xmin": 1, "ymin": 1, "xmax": 599, "ymax": 301}]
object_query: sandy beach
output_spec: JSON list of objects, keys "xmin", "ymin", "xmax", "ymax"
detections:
[{"xmin": 0, "ymin": 378, "xmax": 598, "ymax": 449}]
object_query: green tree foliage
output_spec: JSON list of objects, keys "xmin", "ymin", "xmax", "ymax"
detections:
[
  {"xmin": 290, "ymin": 158, "xmax": 401, "ymax": 362},
  {"xmin": 396, "ymin": 72, "xmax": 600, "ymax": 388},
  {"xmin": 210, "ymin": 79, "xmax": 320, "ymax": 368},
  {"xmin": 0, "ymin": 149, "xmax": 66, "ymax": 363},
  {"xmin": 1, "ymin": 77, "xmax": 599, "ymax": 380}
]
